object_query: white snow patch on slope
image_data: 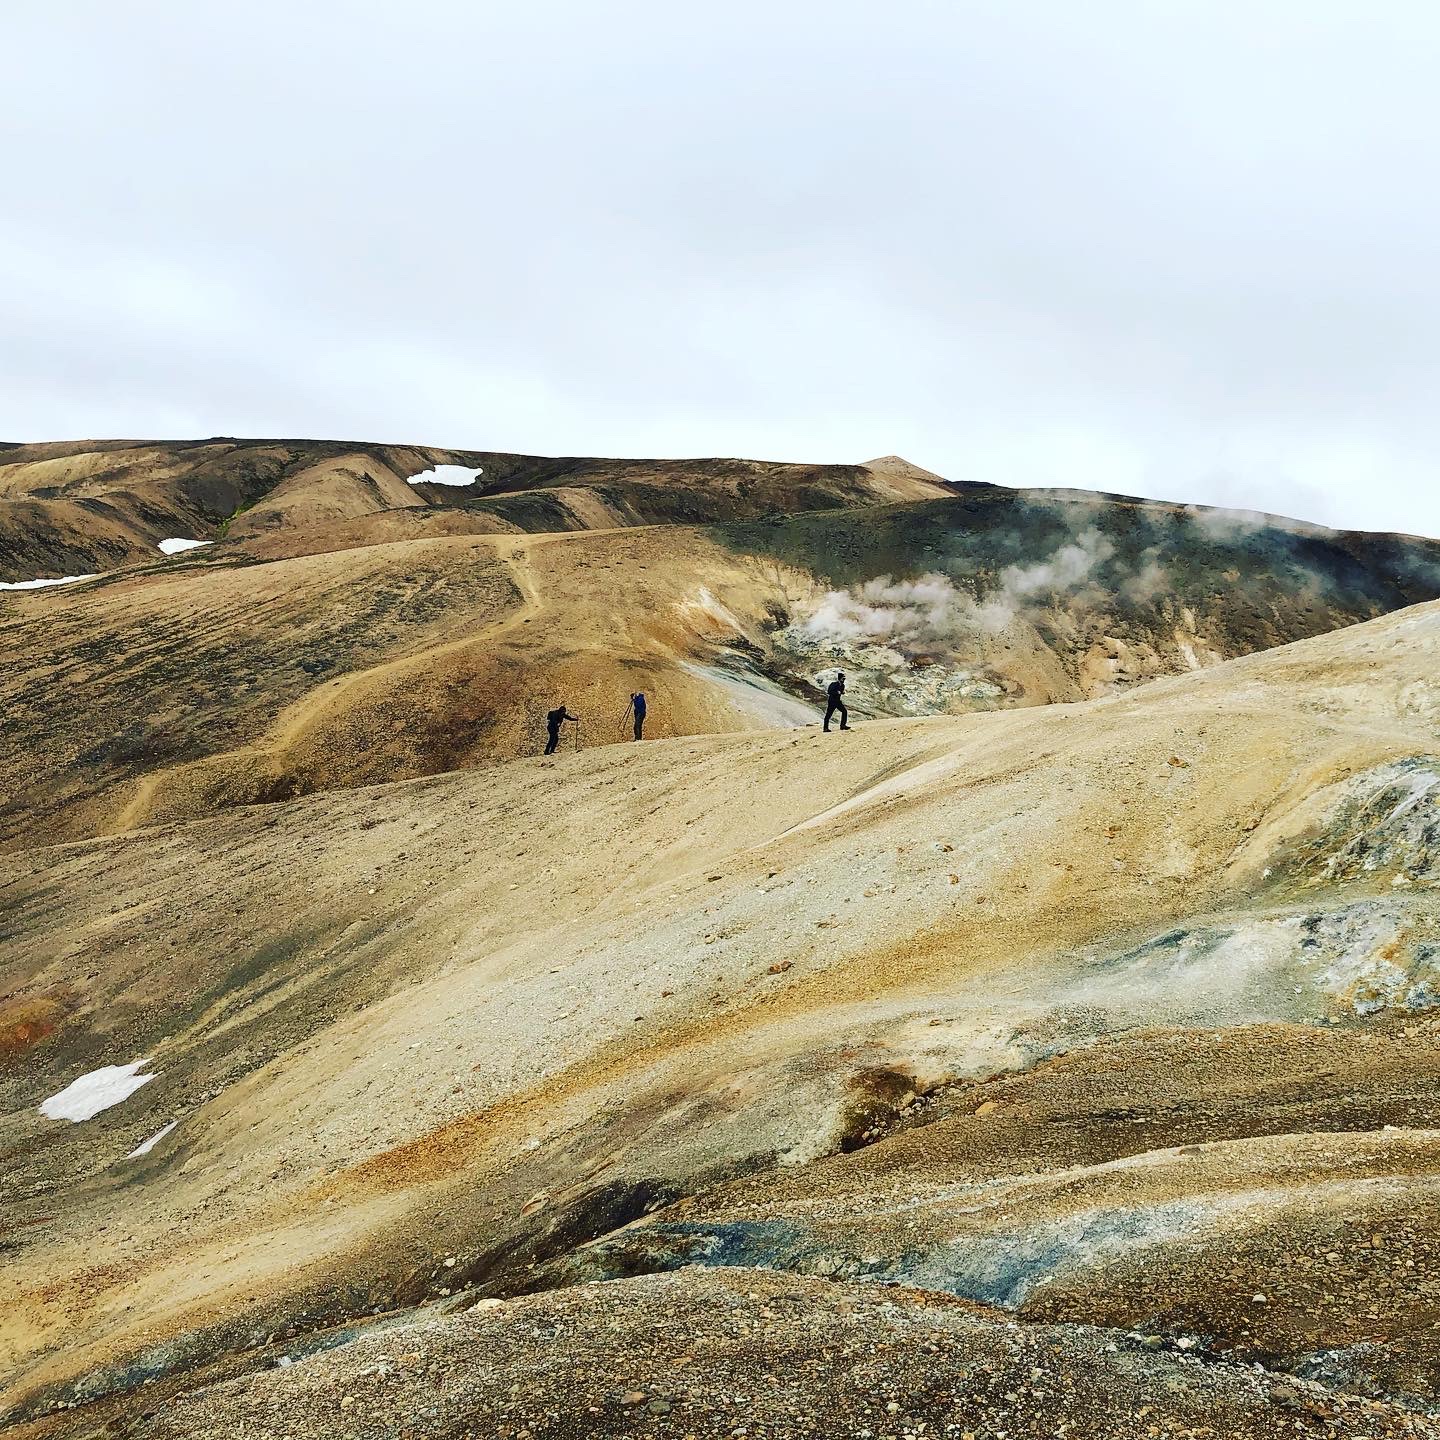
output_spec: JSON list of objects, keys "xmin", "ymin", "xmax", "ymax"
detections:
[
  {"xmin": 408, "ymin": 465, "xmax": 484, "ymax": 487},
  {"xmin": 0, "ymin": 574, "xmax": 97, "ymax": 591},
  {"xmin": 40, "ymin": 1060, "xmax": 156, "ymax": 1122},
  {"xmin": 128, "ymin": 1120, "xmax": 178, "ymax": 1157},
  {"xmin": 158, "ymin": 538, "xmax": 212, "ymax": 555}
]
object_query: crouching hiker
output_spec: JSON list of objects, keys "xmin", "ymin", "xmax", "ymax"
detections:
[{"xmin": 544, "ymin": 703, "xmax": 579, "ymax": 755}]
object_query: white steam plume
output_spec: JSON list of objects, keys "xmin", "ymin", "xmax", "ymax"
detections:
[
  {"xmin": 1183, "ymin": 505, "xmax": 1274, "ymax": 541},
  {"xmin": 797, "ymin": 527, "xmax": 1116, "ymax": 655}
]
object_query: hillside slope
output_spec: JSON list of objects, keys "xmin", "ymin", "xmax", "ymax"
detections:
[
  {"xmin": 5, "ymin": 474, "xmax": 1440, "ymax": 849},
  {"xmin": 0, "ymin": 438, "xmax": 949, "ymax": 580},
  {"xmin": 5, "ymin": 598, "xmax": 1440, "ymax": 1435}
]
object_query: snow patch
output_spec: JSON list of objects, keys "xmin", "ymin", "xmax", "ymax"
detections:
[
  {"xmin": 158, "ymin": 538, "xmax": 212, "ymax": 555},
  {"xmin": 40, "ymin": 1060, "xmax": 156, "ymax": 1122},
  {"xmin": 127, "ymin": 1120, "xmax": 178, "ymax": 1157},
  {"xmin": 0, "ymin": 574, "xmax": 97, "ymax": 591},
  {"xmin": 407, "ymin": 465, "xmax": 484, "ymax": 487}
]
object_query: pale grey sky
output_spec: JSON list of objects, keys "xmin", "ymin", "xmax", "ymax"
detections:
[{"xmin": 5, "ymin": 2, "xmax": 1439, "ymax": 534}]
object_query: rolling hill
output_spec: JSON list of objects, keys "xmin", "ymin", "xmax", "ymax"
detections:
[
  {"xmin": 4, "ymin": 439, "xmax": 1440, "ymax": 852},
  {"xmin": 4, "ymin": 439, "xmax": 1440, "ymax": 1438}
]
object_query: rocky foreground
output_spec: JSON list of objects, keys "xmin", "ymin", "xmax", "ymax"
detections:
[{"xmin": 133, "ymin": 1269, "xmax": 1439, "ymax": 1440}]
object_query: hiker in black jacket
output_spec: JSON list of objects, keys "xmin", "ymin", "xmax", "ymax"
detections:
[
  {"xmin": 544, "ymin": 704, "xmax": 578, "ymax": 754},
  {"xmin": 823, "ymin": 671, "xmax": 850, "ymax": 732}
]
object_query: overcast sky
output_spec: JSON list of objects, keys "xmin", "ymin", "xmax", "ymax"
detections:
[{"xmin": 5, "ymin": 2, "xmax": 1439, "ymax": 534}]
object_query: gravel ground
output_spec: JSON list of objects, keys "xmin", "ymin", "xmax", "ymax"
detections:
[{"xmin": 137, "ymin": 1269, "xmax": 1440, "ymax": 1440}]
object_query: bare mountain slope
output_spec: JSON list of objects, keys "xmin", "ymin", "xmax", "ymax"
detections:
[
  {"xmin": 7, "ymin": 438, "xmax": 1440, "ymax": 1438},
  {"xmin": 5, "ymin": 598, "xmax": 1440, "ymax": 1435},
  {"xmin": 0, "ymin": 438, "xmax": 447, "ymax": 580},
  {"xmin": 0, "ymin": 438, "xmax": 950, "ymax": 580},
  {"xmin": 719, "ymin": 486, "xmax": 1440, "ymax": 709},
  {"xmin": 4, "ymin": 479, "xmax": 1440, "ymax": 848}
]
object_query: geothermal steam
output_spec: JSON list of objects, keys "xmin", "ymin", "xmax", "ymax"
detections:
[{"xmin": 797, "ymin": 527, "xmax": 1116, "ymax": 658}]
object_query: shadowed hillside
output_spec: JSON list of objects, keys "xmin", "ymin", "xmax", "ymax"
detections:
[{"xmin": 717, "ymin": 488, "xmax": 1440, "ymax": 710}]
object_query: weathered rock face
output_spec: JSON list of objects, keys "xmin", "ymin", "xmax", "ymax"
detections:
[
  {"xmin": 131, "ymin": 1269, "xmax": 1440, "ymax": 1440},
  {"xmin": 527, "ymin": 1025, "xmax": 1440, "ymax": 1379}
]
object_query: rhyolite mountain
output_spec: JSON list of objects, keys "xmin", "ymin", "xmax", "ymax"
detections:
[
  {"xmin": 4, "ymin": 438, "xmax": 1440, "ymax": 851},
  {"xmin": 5, "ymin": 438, "xmax": 1440, "ymax": 1440}
]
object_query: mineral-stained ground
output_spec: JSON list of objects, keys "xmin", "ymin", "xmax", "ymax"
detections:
[{"xmin": 5, "ymin": 439, "xmax": 1440, "ymax": 1438}]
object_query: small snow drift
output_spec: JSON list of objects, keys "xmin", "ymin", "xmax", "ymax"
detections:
[
  {"xmin": 0, "ymin": 574, "xmax": 97, "ymax": 591},
  {"xmin": 40, "ymin": 1060, "xmax": 156, "ymax": 1122},
  {"xmin": 407, "ymin": 465, "xmax": 484, "ymax": 487},
  {"xmin": 128, "ymin": 1120, "xmax": 178, "ymax": 1158},
  {"xmin": 158, "ymin": 538, "xmax": 212, "ymax": 555}
]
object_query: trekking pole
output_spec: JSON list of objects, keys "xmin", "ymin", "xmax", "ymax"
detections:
[{"xmin": 574, "ymin": 719, "xmax": 581, "ymax": 754}]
